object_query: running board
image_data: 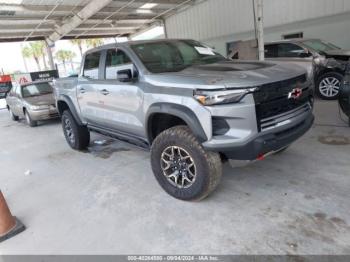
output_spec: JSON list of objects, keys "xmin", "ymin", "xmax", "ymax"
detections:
[{"xmin": 87, "ymin": 124, "xmax": 150, "ymax": 151}]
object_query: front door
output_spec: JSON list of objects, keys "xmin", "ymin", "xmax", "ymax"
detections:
[{"xmin": 95, "ymin": 48, "xmax": 144, "ymax": 137}]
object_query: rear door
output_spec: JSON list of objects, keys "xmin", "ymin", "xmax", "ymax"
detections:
[
  {"xmin": 77, "ymin": 51, "xmax": 105, "ymax": 125},
  {"xmin": 94, "ymin": 48, "xmax": 144, "ymax": 137}
]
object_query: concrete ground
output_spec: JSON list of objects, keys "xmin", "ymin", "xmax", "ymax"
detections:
[{"xmin": 0, "ymin": 98, "xmax": 349, "ymax": 255}]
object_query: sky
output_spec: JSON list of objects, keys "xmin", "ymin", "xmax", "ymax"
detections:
[
  {"xmin": 0, "ymin": 39, "xmax": 109, "ymax": 74},
  {"xmin": 0, "ymin": 26, "xmax": 164, "ymax": 75}
]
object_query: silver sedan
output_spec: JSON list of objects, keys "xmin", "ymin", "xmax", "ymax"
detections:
[{"xmin": 5, "ymin": 81, "xmax": 59, "ymax": 127}]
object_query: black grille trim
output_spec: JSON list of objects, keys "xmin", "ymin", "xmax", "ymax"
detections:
[{"xmin": 253, "ymin": 74, "xmax": 311, "ymax": 132}]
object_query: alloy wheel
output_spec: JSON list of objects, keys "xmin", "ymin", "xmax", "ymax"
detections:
[
  {"xmin": 160, "ymin": 146, "xmax": 196, "ymax": 189},
  {"xmin": 64, "ymin": 118, "xmax": 75, "ymax": 144},
  {"xmin": 25, "ymin": 112, "xmax": 31, "ymax": 124},
  {"xmin": 319, "ymin": 77, "xmax": 340, "ymax": 98}
]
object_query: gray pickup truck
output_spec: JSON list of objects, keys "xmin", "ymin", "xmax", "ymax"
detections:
[{"xmin": 54, "ymin": 39, "xmax": 314, "ymax": 201}]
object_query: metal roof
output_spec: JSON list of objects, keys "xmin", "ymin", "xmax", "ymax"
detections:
[{"xmin": 0, "ymin": 0, "xmax": 197, "ymax": 42}]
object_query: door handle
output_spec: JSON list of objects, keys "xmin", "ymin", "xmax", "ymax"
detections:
[
  {"xmin": 100, "ymin": 89, "xmax": 109, "ymax": 95},
  {"xmin": 79, "ymin": 87, "xmax": 86, "ymax": 93}
]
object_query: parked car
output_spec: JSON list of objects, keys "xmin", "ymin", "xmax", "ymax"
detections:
[
  {"xmin": 6, "ymin": 80, "xmax": 59, "ymax": 127},
  {"xmin": 0, "ymin": 75, "xmax": 12, "ymax": 99},
  {"xmin": 263, "ymin": 39, "xmax": 350, "ymax": 100},
  {"xmin": 54, "ymin": 39, "xmax": 314, "ymax": 201},
  {"xmin": 339, "ymin": 62, "xmax": 350, "ymax": 126}
]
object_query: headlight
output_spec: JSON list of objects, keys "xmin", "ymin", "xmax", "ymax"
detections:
[
  {"xmin": 194, "ymin": 87, "xmax": 257, "ymax": 106},
  {"xmin": 29, "ymin": 105, "xmax": 50, "ymax": 110},
  {"xmin": 313, "ymin": 55, "xmax": 326, "ymax": 66}
]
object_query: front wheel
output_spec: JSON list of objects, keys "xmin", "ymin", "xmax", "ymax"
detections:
[
  {"xmin": 24, "ymin": 110, "xmax": 37, "ymax": 127},
  {"xmin": 61, "ymin": 110, "xmax": 90, "ymax": 150},
  {"xmin": 316, "ymin": 72, "xmax": 343, "ymax": 100},
  {"xmin": 8, "ymin": 107, "xmax": 19, "ymax": 121},
  {"xmin": 151, "ymin": 126, "xmax": 222, "ymax": 201}
]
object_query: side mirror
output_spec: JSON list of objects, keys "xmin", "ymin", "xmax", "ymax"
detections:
[
  {"xmin": 299, "ymin": 51, "xmax": 312, "ymax": 58},
  {"xmin": 117, "ymin": 69, "xmax": 133, "ymax": 82}
]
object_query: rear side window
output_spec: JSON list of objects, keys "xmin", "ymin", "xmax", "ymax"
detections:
[
  {"xmin": 105, "ymin": 49, "xmax": 133, "ymax": 80},
  {"xmin": 83, "ymin": 52, "xmax": 101, "ymax": 79}
]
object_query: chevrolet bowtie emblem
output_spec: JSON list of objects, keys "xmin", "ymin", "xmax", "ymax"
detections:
[{"xmin": 288, "ymin": 88, "xmax": 302, "ymax": 99}]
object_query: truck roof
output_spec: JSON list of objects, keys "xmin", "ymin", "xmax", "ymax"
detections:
[
  {"xmin": 84, "ymin": 39, "xmax": 196, "ymax": 54},
  {"xmin": 265, "ymin": 38, "xmax": 319, "ymax": 45}
]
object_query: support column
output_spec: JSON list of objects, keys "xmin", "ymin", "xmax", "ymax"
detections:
[
  {"xmin": 162, "ymin": 18, "xmax": 168, "ymax": 39},
  {"xmin": 254, "ymin": 0, "xmax": 265, "ymax": 61},
  {"xmin": 45, "ymin": 40, "xmax": 55, "ymax": 70}
]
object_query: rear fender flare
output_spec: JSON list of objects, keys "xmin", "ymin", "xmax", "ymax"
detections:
[{"xmin": 57, "ymin": 95, "xmax": 83, "ymax": 125}]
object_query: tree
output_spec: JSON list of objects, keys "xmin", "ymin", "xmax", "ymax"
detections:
[
  {"xmin": 55, "ymin": 50, "xmax": 76, "ymax": 73},
  {"xmin": 70, "ymin": 39, "xmax": 84, "ymax": 57},
  {"xmin": 86, "ymin": 38, "xmax": 103, "ymax": 48},
  {"xmin": 21, "ymin": 46, "xmax": 31, "ymax": 72},
  {"xmin": 28, "ymin": 41, "xmax": 48, "ymax": 71}
]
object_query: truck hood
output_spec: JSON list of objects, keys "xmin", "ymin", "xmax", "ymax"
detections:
[
  {"xmin": 23, "ymin": 93, "xmax": 55, "ymax": 106},
  {"xmin": 145, "ymin": 61, "xmax": 307, "ymax": 89},
  {"xmin": 324, "ymin": 49, "xmax": 350, "ymax": 56},
  {"xmin": 324, "ymin": 50, "xmax": 350, "ymax": 61}
]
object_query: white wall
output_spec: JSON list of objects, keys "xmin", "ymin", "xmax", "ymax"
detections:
[{"xmin": 165, "ymin": 0, "xmax": 350, "ymax": 55}]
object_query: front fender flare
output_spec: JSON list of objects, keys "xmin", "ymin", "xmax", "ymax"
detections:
[{"xmin": 146, "ymin": 103, "xmax": 208, "ymax": 143}]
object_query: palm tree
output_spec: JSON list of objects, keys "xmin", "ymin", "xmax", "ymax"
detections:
[
  {"xmin": 66, "ymin": 51, "xmax": 76, "ymax": 72},
  {"xmin": 28, "ymin": 41, "xmax": 46, "ymax": 71},
  {"xmin": 21, "ymin": 46, "xmax": 31, "ymax": 72},
  {"xmin": 55, "ymin": 50, "xmax": 76, "ymax": 73},
  {"xmin": 37, "ymin": 41, "xmax": 48, "ymax": 70},
  {"xmin": 86, "ymin": 38, "xmax": 103, "ymax": 48},
  {"xmin": 70, "ymin": 39, "xmax": 84, "ymax": 57}
]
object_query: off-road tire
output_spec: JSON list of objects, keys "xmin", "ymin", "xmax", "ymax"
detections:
[
  {"xmin": 151, "ymin": 125, "xmax": 222, "ymax": 201},
  {"xmin": 8, "ymin": 107, "xmax": 19, "ymax": 121},
  {"xmin": 316, "ymin": 72, "xmax": 343, "ymax": 100},
  {"xmin": 24, "ymin": 110, "xmax": 37, "ymax": 127},
  {"xmin": 61, "ymin": 110, "xmax": 90, "ymax": 150}
]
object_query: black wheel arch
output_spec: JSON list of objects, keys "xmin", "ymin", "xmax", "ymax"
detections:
[
  {"xmin": 56, "ymin": 95, "xmax": 83, "ymax": 125},
  {"xmin": 314, "ymin": 67, "xmax": 345, "ymax": 83},
  {"xmin": 146, "ymin": 103, "xmax": 208, "ymax": 144}
]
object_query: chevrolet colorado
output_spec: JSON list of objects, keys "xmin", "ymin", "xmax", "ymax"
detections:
[{"xmin": 54, "ymin": 39, "xmax": 314, "ymax": 201}]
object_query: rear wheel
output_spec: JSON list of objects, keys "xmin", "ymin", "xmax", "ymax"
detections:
[
  {"xmin": 8, "ymin": 107, "xmax": 19, "ymax": 121},
  {"xmin": 24, "ymin": 110, "xmax": 37, "ymax": 127},
  {"xmin": 61, "ymin": 110, "xmax": 90, "ymax": 150},
  {"xmin": 151, "ymin": 126, "xmax": 222, "ymax": 201},
  {"xmin": 316, "ymin": 72, "xmax": 343, "ymax": 100}
]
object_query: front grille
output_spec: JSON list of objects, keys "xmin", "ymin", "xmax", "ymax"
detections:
[
  {"xmin": 253, "ymin": 74, "xmax": 311, "ymax": 131},
  {"xmin": 260, "ymin": 103, "xmax": 311, "ymax": 131}
]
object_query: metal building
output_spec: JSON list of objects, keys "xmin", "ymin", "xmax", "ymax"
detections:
[{"xmin": 165, "ymin": 0, "xmax": 350, "ymax": 55}]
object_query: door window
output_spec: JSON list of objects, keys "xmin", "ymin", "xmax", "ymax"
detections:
[
  {"xmin": 83, "ymin": 52, "xmax": 101, "ymax": 79},
  {"xmin": 265, "ymin": 44, "xmax": 278, "ymax": 58},
  {"xmin": 277, "ymin": 43, "xmax": 305, "ymax": 58},
  {"xmin": 105, "ymin": 49, "xmax": 133, "ymax": 80},
  {"xmin": 265, "ymin": 43, "xmax": 306, "ymax": 58}
]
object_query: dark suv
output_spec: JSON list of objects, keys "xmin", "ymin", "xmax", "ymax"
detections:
[{"xmin": 264, "ymin": 39, "xmax": 350, "ymax": 100}]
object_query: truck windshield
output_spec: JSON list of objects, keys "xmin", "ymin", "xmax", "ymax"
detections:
[
  {"xmin": 301, "ymin": 39, "xmax": 340, "ymax": 53},
  {"xmin": 131, "ymin": 40, "xmax": 227, "ymax": 73},
  {"xmin": 22, "ymin": 82, "xmax": 53, "ymax": 98}
]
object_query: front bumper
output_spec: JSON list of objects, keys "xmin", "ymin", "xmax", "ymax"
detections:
[
  {"xmin": 204, "ymin": 113, "xmax": 314, "ymax": 160},
  {"xmin": 29, "ymin": 108, "xmax": 59, "ymax": 121}
]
